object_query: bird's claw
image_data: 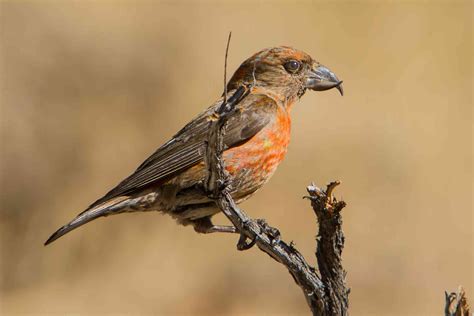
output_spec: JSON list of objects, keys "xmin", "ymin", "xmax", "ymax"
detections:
[
  {"xmin": 237, "ymin": 233, "xmax": 257, "ymax": 251},
  {"xmin": 257, "ymin": 219, "xmax": 280, "ymax": 244},
  {"xmin": 236, "ymin": 219, "xmax": 257, "ymax": 251}
]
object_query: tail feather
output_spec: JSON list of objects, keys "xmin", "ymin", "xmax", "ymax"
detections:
[{"xmin": 44, "ymin": 197, "xmax": 128, "ymax": 245}]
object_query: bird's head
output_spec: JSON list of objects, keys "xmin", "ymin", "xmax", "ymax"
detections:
[{"xmin": 227, "ymin": 46, "xmax": 343, "ymax": 100}]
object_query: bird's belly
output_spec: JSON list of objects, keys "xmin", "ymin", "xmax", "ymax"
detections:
[{"xmin": 224, "ymin": 111, "xmax": 291, "ymax": 201}]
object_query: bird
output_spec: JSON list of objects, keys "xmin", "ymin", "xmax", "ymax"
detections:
[{"xmin": 45, "ymin": 46, "xmax": 343, "ymax": 245}]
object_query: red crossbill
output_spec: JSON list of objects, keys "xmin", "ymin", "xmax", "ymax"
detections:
[{"xmin": 45, "ymin": 46, "xmax": 342, "ymax": 245}]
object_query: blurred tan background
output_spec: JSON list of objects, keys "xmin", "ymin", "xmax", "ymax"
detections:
[{"xmin": 0, "ymin": 1, "xmax": 472, "ymax": 315}]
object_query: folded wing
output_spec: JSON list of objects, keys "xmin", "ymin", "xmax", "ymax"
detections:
[{"xmin": 88, "ymin": 88, "xmax": 277, "ymax": 208}]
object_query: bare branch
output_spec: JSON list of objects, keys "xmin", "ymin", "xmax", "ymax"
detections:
[
  {"xmin": 307, "ymin": 183, "xmax": 349, "ymax": 315},
  {"xmin": 445, "ymin": 286, "xmax": 471, "ymax": 316}
]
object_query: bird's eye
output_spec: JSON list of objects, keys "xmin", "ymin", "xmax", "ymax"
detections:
[{"xmin": 284, "ymin": 60, "xmax": 301, "ymax": 73}]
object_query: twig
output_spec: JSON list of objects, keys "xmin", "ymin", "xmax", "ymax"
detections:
[
  {"xmin": 223, "ymin": 32, "xmax": 232, "ymax": 105},
  {"xmin": 202, "ymin": 36, "xmax": 350, "ymax": 315},
  {"xmin": 445, "ymin": 286, "xmax": 471, "ymax": 316}
]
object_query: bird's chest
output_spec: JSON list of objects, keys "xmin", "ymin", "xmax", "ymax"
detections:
[{"xmin": 223, "ymin": 107, "xmax": 291, "ymax": 198}]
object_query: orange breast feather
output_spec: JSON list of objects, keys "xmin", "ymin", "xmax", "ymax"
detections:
[{"xmin": 223, "ymin": 105, "xmax": 291, "ymax": 196}]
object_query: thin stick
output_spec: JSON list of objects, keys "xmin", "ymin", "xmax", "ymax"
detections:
[{"xmin": 223, "ymin": 32, "xmax": 232, "ymax": 104}]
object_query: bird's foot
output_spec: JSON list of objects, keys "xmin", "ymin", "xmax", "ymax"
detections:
[
  {"xmin": 236, "ymin": 219, "xmax": 258, "ymax": 251},
  {"xmin": 193, "ymin": 217, "xmax": 258, "ymax": 250},
  {"xmin": 237, "ymin": 232, "xmax": 257, "ymax": 251},
  {"xmin": 256, "ymin": 218, "xmax": 281, "ymax": 244}
]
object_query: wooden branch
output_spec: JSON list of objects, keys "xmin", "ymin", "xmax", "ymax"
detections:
[
  {"xmin": 307, "ymin": 182, "xmax": 350, "ymax": 315},
  {"xmin": 445, "ymin": 286, "xmax": 471, "ymax": 316},
  {"xmin": 204, "ymin": 84, "xmax": 350, "ymax": 315}
]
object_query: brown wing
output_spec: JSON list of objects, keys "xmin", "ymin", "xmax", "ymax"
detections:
[{"xmin": 87, "ymin": 88, "xmax": 277, "ymax": 208}]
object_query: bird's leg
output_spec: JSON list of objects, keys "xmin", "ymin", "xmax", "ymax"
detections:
[
  {"xmin": 193, "ymin": 217, "xmax": 238, "ymax": 234},
  {"xmin": 193, "ymin": 217, "xmax": 257, "ymax": 251}
]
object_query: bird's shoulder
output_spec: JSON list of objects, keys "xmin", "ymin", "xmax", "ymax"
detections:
[{"xmin": 139, "ymin": 88, "xmax": 278, "ymax": 167}]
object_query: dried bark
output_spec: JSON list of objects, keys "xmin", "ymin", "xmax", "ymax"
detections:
[{"xmin": 445, "ymin": 286, "xmax": 471, "ymax": 316}]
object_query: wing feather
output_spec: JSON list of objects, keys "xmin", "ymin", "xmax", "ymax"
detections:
[{"xmin": 88, "ymin": 88, "xmax": 276, "ymax": 208}]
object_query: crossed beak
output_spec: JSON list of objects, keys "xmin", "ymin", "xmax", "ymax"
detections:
[{"xmin": 305, "ymin": 64, "xmax": 344, "ymax": 96}]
